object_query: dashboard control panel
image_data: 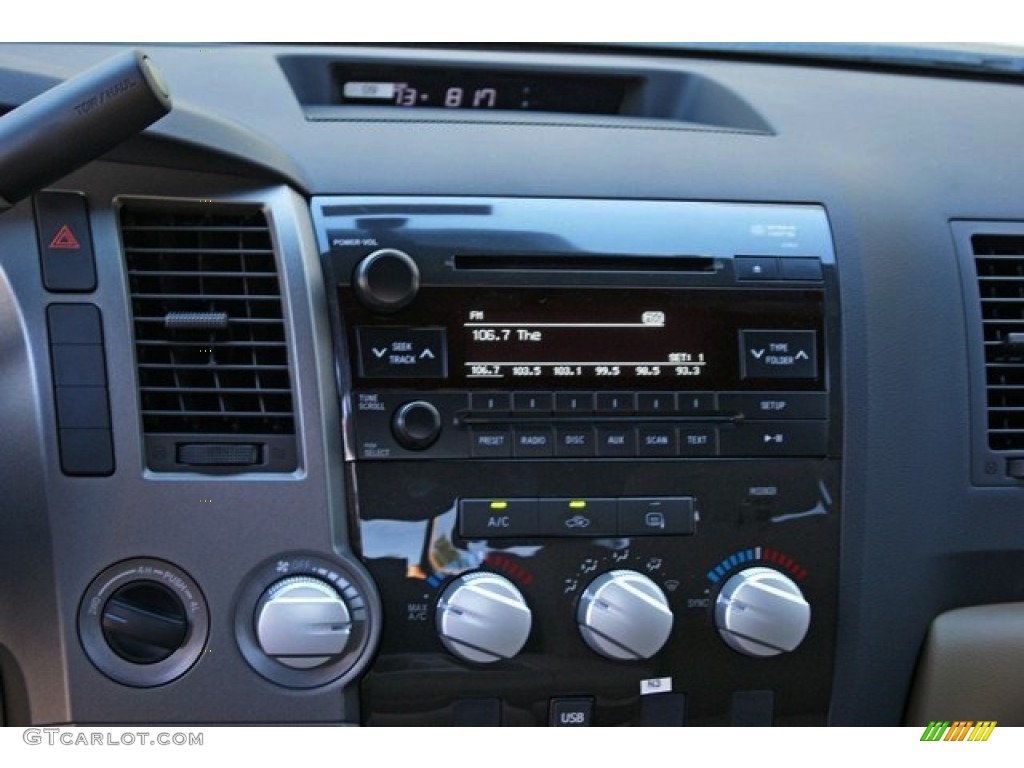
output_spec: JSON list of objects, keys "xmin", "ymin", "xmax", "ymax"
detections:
[{"xmin": 314, "ymin": 197, "xmax": 841, "ymax": 726}]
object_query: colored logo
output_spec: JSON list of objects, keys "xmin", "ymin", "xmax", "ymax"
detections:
[{"xmin": 920, "ymin": 721, "xmax": 996, "ymax": 741}]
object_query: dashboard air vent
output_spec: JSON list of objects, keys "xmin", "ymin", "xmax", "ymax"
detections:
[
  {"xmin": 120, "ymin": 202, "xmax": 297, "ymax": 472},
  {"xmin": 973, "ymin": 234, "xmax": 1024, "ymax": 451}
]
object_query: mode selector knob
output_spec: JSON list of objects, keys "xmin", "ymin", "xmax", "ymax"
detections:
[
  {"xmin": 255, "ymin": 576, "xmax": 352, "ymax": 669},
  {"xmin": 577, "ymin": 570, "xmax": 674, "ymax": 661},
  {"xmin": 436, "ymin": 572, "xmax": 532, "ymax": 664},
  {"xmin": 354, "ymin": 248, "xmax": 420, "ymax": 312},
  {"xmin": 715, "ymin": 567, "xmax": 811, "ymax": 657}
]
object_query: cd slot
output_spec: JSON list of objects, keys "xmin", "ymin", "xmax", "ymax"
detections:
[{"xmin": 453, "ymin": 254, "xmax": 717, "ymax": 273}]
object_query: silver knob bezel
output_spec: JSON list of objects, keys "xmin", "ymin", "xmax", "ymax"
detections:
[{"xmin": 234, "ymin": 552, "xmax": 380, "ymax": 689}]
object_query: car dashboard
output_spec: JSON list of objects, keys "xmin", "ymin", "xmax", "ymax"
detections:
[{"xmin": 0, "ymin": 42, "xmax": 1023, "ymax": 727}]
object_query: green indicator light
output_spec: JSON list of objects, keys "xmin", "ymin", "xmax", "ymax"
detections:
[
  {"xmin": 489, "ymin": 501, "xmax": 509, "ymax": 510},
  {"xmin": 569, "ymin": 500, "xmax": 587, "ymax": 509}
]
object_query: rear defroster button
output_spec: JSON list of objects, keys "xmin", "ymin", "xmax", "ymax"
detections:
[{"xmin": 392, "ymin": 400, "xmax": 442, "ymax": 450}]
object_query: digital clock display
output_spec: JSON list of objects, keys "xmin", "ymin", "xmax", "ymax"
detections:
[{"xmin": 335, "ymin": 65, "xmax": 633, "ymax": 115}]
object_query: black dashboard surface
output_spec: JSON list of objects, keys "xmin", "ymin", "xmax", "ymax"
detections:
[{"xmin": 1, "ymin": 42, "xmax": 1023, "ymax": 727}]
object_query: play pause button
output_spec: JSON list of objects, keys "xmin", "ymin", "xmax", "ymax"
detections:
[{"xmin": 719, "ymin": 422, "xmax": 827, "ymax": 457}]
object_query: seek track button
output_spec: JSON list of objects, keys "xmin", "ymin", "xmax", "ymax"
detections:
[{"xmin": 356, "ymin": 327, "xmax": 447, "ymax": 378}]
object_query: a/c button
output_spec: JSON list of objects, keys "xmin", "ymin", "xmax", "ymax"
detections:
[{"xmin": 459, "ymin": 499, "xmax": 538, "ymax": 538}]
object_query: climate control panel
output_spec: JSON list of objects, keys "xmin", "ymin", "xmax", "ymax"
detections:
[{"xmin": 351, "ymin": 458, "xmax": 838, "ymax": 726}]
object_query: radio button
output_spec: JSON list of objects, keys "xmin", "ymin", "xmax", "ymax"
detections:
[
  {"xmin": 719, "ymin": 393, "xmax": 827, "ymax": 420},
  {"xmin": 470, "ymin": 429, "xmax": 513, "ymax": 458},
  {"xmin": 471, "ymin": 392, "xmax": 512, "ymax": 414},
  {"xmin": 460, "ymin": 499, "xmax": 538, "ymax": 538},
  {"xmin": 538, "ymin": 499, "xmax": 616, "ymax": 537},
  {"xmin": 595, "ymin": 392, "xmax": 636, "ymax": 414},
  {"xmin": 554, "ymin": 392, "xmax": 594, "ymax": 414},
  {"xmin": 513, "ymin": 392, "xmax": 554, "ymax": 414},
  {"xmin": 740, "ymin": 330, "xmax": 818, "ymax": 380},
  {"xmin": 719, "ymin": 421, "xmax": 827, "ymax": 457},
  {"xmin": 618, "ymin": 497, "xmax": 695, "ymax": 536},
  {"xmin": 638, "ymin": 427, "xmax": 677, "ymax": 457},
  {"xmin": 676, "ymin": 392, "xmax": 717, "ymax": 413},
  {"xmin": 637, "ymin": 392, "xmax": 676, "ymax": 414},
  {"xmin": 555, "ymin": 428, "xmax": 596, "ymax": 458},
  {"xmin": 679, "ymin": 428, "xmax": 718, "ymax": 456},
  {"xmin": 513, "ymin": 428, "xmax": 555, "ymax": 457},
  {"xmin": 596, "ymin": 428, "xmax": 637, "ymax": 457}
]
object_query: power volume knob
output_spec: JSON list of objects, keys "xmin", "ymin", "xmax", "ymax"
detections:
[
  {"xmin": 577, "ymin": 570, "xmax": 674, "ymax": 661},
  {"xmin": 255, "ymin": 577, "xmax": 352, "ymax": 669},
  {"xmin": 353, "ymin": 248, "xmax": 420, "ymax": 312},
  {"xmin": 436, "ymin": 572, "xmax": 532, "ymax": 664},
  {"xmin": 714, "ymin": 567, "xmax": 811, "ymax": 657}
]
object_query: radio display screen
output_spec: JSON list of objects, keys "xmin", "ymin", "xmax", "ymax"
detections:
[
  {"xmin": 347, "ymin": 287, "xmax": 826, "ymax": 391},
  {"xmin": 463, "ymin": 293, "xmax": 707, "ymax": 382}
]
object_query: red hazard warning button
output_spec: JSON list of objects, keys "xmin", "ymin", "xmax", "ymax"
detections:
[
  {"xmin": 49, "ymin": 224, "xmax": 82, "ymax": 250},
  {"xmin": 34, "ymin": 191, "xmax": 96, "ymax": 291}
]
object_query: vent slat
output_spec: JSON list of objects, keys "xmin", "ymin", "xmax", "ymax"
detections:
[
  {"xmin": 121, "ymin": 225, "xmax": 269, "ymax": 233},
  {"xmin": 973, "ymin": 233, "xmax": 1024, "ymax": 450},
  {"xmin": 127, "ymin": 270, "xmax": 279, "ymax": 278},
  {"xmin": 129, "ymin": 293, "xmax": 284, "ymax": 301},
  {"xmin": 121, "ymin": 204, "xmax": 296, "ymax": 447},
  {"xmin": 138, "ymin": 363, "xmax": 290, "ymax": 371},
  {"xmin": 135, "ymin": 340, "xmax": 287, "ymax": 348},
  {"xmin": 141, "ymin": 387, "xmax": 292, "ymax": 394},
  {"xmin": 141, "ymin": 410, "xmax": 294, "ymax": 417}
]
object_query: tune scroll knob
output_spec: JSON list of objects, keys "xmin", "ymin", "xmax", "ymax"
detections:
[
  {"xmin": 577, "ymin": 570, "xmax": 674, "ymax": 661},
  {"xmin": 436, "ymin": 572, "xmax": 532, "ymax": 664},
  {"xmin": 255, "ymin": 576, "xmax": 352, "ymax": 669},
  {"xmin": 353, "ymin": 248, "xmax": 420, "ymax": 312},
  {"xmin": 714, "ymin": 567, "xmax": 811, "ymax": 657},
  {"xmin": 392, "ymin": 400, "xmax": 442, "ymax": 450}
]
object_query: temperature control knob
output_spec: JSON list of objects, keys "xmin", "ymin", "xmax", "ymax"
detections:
[
  {"xmin": 577, "ymin": 570, "xmax": 674, "ymax": 661},
  {"xmin": 255, "ymin": 576, "xmax": 352, "ymax": 669},
  {"xmin": 436, "ymin": 572, "xmax": 532, "ymax": 664},
  {"xmin": 715, "ymin": 567, "xmax": 810, "ymax": 657}
]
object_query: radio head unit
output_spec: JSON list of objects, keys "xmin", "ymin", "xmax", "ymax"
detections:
[{"xmin": 315, "ymin": 197, "xmax": 837, "ymax": 462}]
